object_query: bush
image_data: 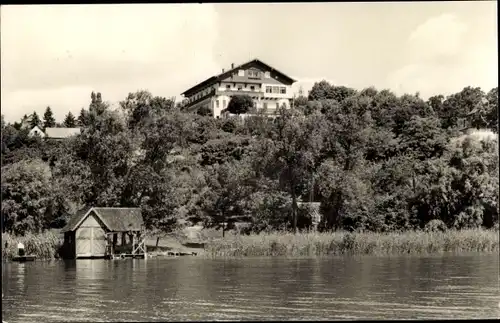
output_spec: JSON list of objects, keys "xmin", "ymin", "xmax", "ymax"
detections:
[
  {"xmin": 226, "ymin": 95, "xmax": 254, "ymax": 115},
  {"xmin": 424, "ymin": 219, "xmax": 448, "ymax": 232},
  {"xmin": 2, "ymin": 230, "xmax": 63, "ymax": 260}
]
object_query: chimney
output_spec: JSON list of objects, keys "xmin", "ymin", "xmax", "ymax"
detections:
[
  {"xmin": 222, "ymin": 68, "xmax": 225, "ymax": 73},
  {"xmin": 231, "ymin": 63, "xmax": 234, "ymax": 69}
]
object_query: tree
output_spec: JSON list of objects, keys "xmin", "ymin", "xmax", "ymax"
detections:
[
  {"xmin": 74, "ymin": 107, "xmax": 135, "ymax": 206},
  {"xmin": 197, "ymin": 105, "xmax": 213, "ymax": 117},
  {"xmin": 254, "ymin": 107, "xmax": 324, "ymax": 232},
  {"xmin": 29, "ymin": 111, "xmax": 41, "ymax": 128},
  {"xmin": 119, "ymin": 90, "xmax": 176, "ymax": 130},
  {"xmin": 89, "ymin": 91, "xmax": 107, "ymax": 115},
  {"xmin": 390, "ymin": 94, "xmax": 433, "ymax": 136},
  {"xmin": 48, "ymin": 154, "xmax": 93, "ymax": 227},
  {"xmin": 200, "ymin": 135, "xmax": 252, "ymax": 166},
  {"xmin": 316, "ymin": 95, "xmax": 376, "ymax": 231},
  {"xmin": 77, "ymin": 108, "xmax": 90, "ymax": 127},
  {"xmin": 308, "ymin": 80, "xmax": 357, "ymax": 103},
  {"xmin": 201, "ymin": 160, "xmax": 253, "ymax": 237},
  {"xmin": 1, "ymin": 159, "xmax": 53, "ymax": 234},
  {"xmin": 439, "ymin": 87, "xmax": 485, "ymax": 130},
  {"xmin": 43, "ymin": 106, "xmax": 56, "ymax": 129},
  {"xmin": 317, "ymin": 158, "xmax": 378, "ymax": 232},
  {"xmin": 485, "ymin": 87, "xmax": 498, "ymax": 131},
  {"xmin": 398, "ymin": 116, "xmax": 448, "ymax": 160},
  {"xmin": 308, "ymin": 80, "xmax": 333, "ymax": 101},
  {"xmin": 63, "ymin": 112, "xmax": 77, "ymax": 128},
  {"xmin": 226, "ymin": 95, "xmax": 255, "ymax": 115}
]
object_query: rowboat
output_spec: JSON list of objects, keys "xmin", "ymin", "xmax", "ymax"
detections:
[{"xmin": 12, "ymin": 255, "xmax": 36, "ymax": 262}]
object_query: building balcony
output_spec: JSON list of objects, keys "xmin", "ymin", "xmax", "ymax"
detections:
[
  {"xmin": 184, "ymin": 89, "xmax": 216, "ymax": 108},
  {"xmin": 216, "ymin": 89, "xmax": 265, "ymax": 98}
]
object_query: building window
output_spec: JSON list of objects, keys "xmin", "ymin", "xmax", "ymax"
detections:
[
  {"xmin": 248, "ymin": 70, "xmax": 261, "ymax": 79},
  {"xmin": 280, "ymin": 87, "xmax": 286, "ymax": 94},
  {"xmin": 272, "ymin": 86, "xmax": 280, "ymax": 94},
  {"xmin": 263, "ymin": 102, "xmax": 268, "ymax": 110},
  {"xmin": 238, "ymin": 69, "xmax": 244, "ymax": 76},
  {"xmin": 265, "ymin": 71, "xmax": 270, "ymax": 78},
  {"xmin": 266, "ymin": 86, "xmax": 272, "ymax": 93},
  {"xmin": 223, "ymin": 100, "xmax": 226, "ymax": 108},
  {"xmin": 250, "ymin": 86, "xmax": 255, "ymax": 91},
  {"xmin": 216, "ymin": 100, "xmax": 220, "ymax": 108}
]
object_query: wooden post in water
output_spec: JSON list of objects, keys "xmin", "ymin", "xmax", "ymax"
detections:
[{"xmin": 132, "ymin": 232, "xmax": 136, "ymax": 256}]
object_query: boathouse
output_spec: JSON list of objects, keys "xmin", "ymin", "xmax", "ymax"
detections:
[{"xmin": 61, "ymin": 207, "xmax": 147, "ymax": 259}]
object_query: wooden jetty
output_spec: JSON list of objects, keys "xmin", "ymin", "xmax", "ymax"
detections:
[
  {"xmin": 12, "ymin": 255, "xmax": 36, "ymax": 262},
  {"xmin": 109, "ymin": 253, "xmax": 147, "ymax": 260}
]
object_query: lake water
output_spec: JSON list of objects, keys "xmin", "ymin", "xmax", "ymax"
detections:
[{"xmin": 2, "ymin": 253, "xmax": 499, "ymax": 321}]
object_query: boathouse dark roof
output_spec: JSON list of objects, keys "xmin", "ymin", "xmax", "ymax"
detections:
[{"xmin": 61, "ymin": 207, "xmax": 144, "ymax": 233}]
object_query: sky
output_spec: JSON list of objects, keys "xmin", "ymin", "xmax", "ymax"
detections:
[{"xmin": 1, "ymin": 2, "xmax": 497, "ymax": 123}]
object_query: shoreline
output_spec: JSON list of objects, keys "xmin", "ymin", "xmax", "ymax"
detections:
[
  {"xmin": 203, "ymin": 229, "xmax": 499, "ymax": 258},
  {"xmin": 3, "ymin": 229, "xmax": 498, "ymax": 261},
  {"xmin": 3, "ymin": 251, "xmax": 499, "ymax": 264}
]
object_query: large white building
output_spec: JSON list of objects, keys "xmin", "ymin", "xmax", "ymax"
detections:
[{"xmin": 181, "ymin": 58, "xmax": 297, "ymax": 118}]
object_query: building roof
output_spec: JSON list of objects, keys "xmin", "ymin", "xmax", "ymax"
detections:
[
  {"xmin": 181, "ymin": 58, "xmax": 297, "ymax": 96},
  {"xmin": 61, "ymin": 207, "xmax": 144, "ymax": 233},
  {"xmin": 28, "ymin": 126, "xmax": 46, "ymax": 137},
  {"xmin": 45, "ymin": 127, "xmax": 81, "ymax": 139}
]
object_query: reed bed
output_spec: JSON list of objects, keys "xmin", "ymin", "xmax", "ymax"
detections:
[
  {"xmin": 204, "ymin": 229, "xmax": 499, "ymax": 258},
  {"xmin": 2, "ymin": 231, "xmax": 63, "ymax": 261}
]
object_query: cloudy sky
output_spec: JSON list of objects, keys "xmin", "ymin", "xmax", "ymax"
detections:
[{"xmin": 1, "ymin": 2, "xmax": 497, "ymax": 122}]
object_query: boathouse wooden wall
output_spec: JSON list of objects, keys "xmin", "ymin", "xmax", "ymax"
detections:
[{"xmin": 74, "ymin": 211, "xmax": 107, "ymax": 258}]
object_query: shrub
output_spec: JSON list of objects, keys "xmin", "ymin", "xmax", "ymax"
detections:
[{"xmin": 424, "ymin": 219, "xmax": 448, "ymax": 232}]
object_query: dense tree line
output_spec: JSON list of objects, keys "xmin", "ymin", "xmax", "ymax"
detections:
[{"xmin": 1, "ymin": 85, "xmax": 498, "ymax": 236}]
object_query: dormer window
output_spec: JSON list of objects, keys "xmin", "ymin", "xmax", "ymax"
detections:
[
  {"xmin": 265, "ymin": 71, "xmax": 270, "ymax": 78},
  {"xmin": 248, "ymin": 70, "xmax": 261, "ymax": 79}
]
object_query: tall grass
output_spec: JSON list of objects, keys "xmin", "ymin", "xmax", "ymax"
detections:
[
  {"xmin": 2, "ymin": 231, "xmax": 63, "ymax": 261},
  {"xmin": 204, "ymin": 229, "xmax": 499, "ymax": 258}
]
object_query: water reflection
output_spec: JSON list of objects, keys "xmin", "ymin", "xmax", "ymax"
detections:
[
  {"xmin": 16, "ymin": 263, "xmax": 25, "ymax": 288},
  {"xmin": 2, "ymin": 254, "xmax": 499, "ymax": 322}
]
